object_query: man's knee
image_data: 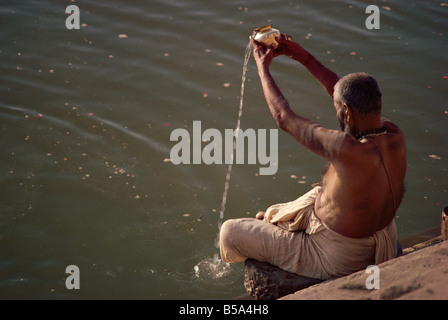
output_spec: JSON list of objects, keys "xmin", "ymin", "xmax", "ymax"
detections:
[
  {"xmin": 219, "ymin": 219, "xmax": 246, "ymax": 263},
  {"xmin": 219, "ymin": 219, "xmax": 237, "ymax": 249}
]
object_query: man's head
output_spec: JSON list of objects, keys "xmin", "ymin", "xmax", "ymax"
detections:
[{"xmin": 333, "ymin": 72, "xmax": 382, "ymax": 134}]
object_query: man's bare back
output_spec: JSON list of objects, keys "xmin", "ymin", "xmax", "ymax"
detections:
[{"xmin": 315, "ymin": 118, "xmax": 406, "ymax": 238}]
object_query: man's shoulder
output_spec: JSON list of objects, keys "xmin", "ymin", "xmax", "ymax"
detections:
[{"xmin": 381, "ymin": 117, "xmax": 404, "ymax": 135}]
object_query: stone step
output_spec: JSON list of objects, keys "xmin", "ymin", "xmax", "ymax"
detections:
[
  {"xmin": 244, "ymin": 259, "xmax": 322, "ymax": 300},
  {"xmin": 281, "ymin": 240, "xmax": 448, "ymax": 300}
]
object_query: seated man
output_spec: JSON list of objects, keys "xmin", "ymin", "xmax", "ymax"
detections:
[{"xmin": 219, "ymin": 34, "xmax": 407, "ymax": 280}]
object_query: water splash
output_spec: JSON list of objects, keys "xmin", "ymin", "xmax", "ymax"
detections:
[{"xmin": 194, "ymin": 256, "xmax": 232, "ymax": 280}]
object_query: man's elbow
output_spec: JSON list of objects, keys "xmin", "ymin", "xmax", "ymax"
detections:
[{"xmin": 274, "ymin": 111, "xmax": 289, "ymax": 131}]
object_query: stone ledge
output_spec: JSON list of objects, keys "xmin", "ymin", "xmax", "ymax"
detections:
[
  {"xmin": 402, "ymin": 236, "xmax": 442, "ymax": 255},
  {"xmin": 244, "ymin": 259, "xmax": 322, "ymax": 300},
  {"xmin": 280, "ymin": 240, "xmax": 448, "ymax": 300}
]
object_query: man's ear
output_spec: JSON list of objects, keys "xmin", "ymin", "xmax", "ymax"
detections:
[{"xmin": 344, "ymin": 103, "xmax": 354, "ymax": 123}]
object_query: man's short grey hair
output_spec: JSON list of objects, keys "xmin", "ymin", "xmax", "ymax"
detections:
[{"xmin": 334, "ymin": 72, "xmax": 382, "ymax": 115}]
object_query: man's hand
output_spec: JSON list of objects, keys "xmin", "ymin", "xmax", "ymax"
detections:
[
  {"xmin": 256, "ymin": 211, "xmax": 266, "ymax": 220},
  {"xmin": 274, "ymin": 33, "xmax": 310, "ymax": 64},
  {"xmin": 250, "ymin": 37, "xmax": 275, "ymax": 74},
  {"xmin": 271, "ymin": 32, "xmax": 339, "ymax": 97}
]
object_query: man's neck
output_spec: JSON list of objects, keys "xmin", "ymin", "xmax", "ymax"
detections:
[{"xmin": 352, "ymin": 116, "xmax": 382, "ymax": 138}]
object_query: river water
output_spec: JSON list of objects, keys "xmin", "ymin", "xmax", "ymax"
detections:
[{"xmin": 1, "ymin": 0, "xmax": 447, "ymax": 299}]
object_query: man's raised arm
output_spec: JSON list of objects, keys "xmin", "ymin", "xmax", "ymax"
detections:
[
  {"xmin": 275, "ymin": 34, "xmax": 339, "ymax": 97},
  {"xmin": 250, "ymin": 38, "xmax": 347, "ymax": 162}
]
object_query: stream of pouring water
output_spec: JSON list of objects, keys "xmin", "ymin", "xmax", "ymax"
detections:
[
  {"xmin": 214, "ymin": 41, "xmax": 252, "ymax": 255},
  {"xmin": 194, "ymin": 41, "xmax": 252, "ymax": 279}
]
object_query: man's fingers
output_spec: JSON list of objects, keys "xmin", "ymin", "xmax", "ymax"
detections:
[
  {"xmin": 276, "ymin": 33, "xmax": 293, "ymax": 42},
  {"xmin": 282, "ymin": 32, "xmax": 293, "ymax": 40},
  {"xmin": 250, "ymin": 37, "xmax": 267, "ymax": 50}
]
